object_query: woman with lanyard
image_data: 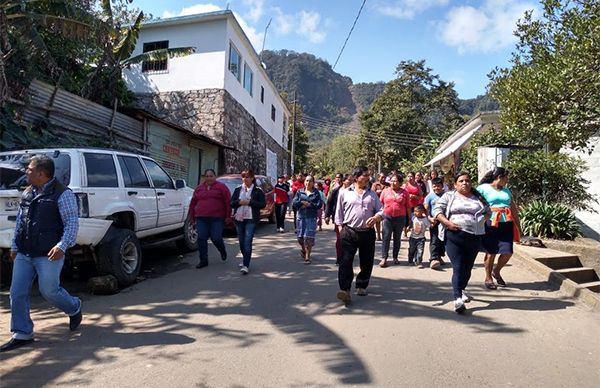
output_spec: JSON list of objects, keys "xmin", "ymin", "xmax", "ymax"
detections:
[
  {"xmin": 477, "ymin": 167, "xmax": 521, "ymax": 289},
  {"xmin": 378, "ymin": 173, "xmax": 410, "ymax": 267},
  {"xmin": 187, "ymin": 169, "xmax": 231, "ymax": 269},
  {"xmin": 230, "ymin": 169, "xmax": 266, "ymax": 275},
  {"xmin": 433, "ymin": 172, "xmax": 491, "ymax": 313},
  {"xmin": 372, "ymin": 172, "xmax": 388, "ymax": 241},
  {"xmin": 292, "ymin": 175, "xmax": 322, "ymax": 264}
]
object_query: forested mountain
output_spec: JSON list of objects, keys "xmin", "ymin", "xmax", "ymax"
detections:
[
  {"xmin": 261, "ymin": 50, "xmax": 356, "ymax": 123},
  {"xmin": 262, "ymin": 50, "xmax": 497, "ymax": 143}
]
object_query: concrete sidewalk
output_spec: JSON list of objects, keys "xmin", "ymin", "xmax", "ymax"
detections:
[{"xmin": 1, "ymin": 221, "xmax": 598, "ymax": 387}]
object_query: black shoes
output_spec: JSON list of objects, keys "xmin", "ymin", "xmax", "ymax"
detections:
[
  {"xmin": 196, "ymin": 262, "xmax": 208, "ymax": 269},
  {"xmin": 0, "ymin": 338, "xmax": 34, "ymax": 352},
  {"xmin": 69, "ymin": 310, "xmax": 83, "ymax": 331},
  {"xmin": 221, "ymin": 251, "xmax": 227, "ymax": 262}
]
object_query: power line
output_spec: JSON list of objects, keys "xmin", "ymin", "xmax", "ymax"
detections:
[
  {"xmin": 301, "ymin": 116, "xmax": 433, "ymax": 142},
  {"xmin": 332, "ymin": 0, "xmax": 367, "ymax": 70}
]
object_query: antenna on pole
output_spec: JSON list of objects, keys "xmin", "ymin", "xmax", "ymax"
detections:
[{"xmin": 260, "ymin": 18, "xmax": 272, "ymax": 59}]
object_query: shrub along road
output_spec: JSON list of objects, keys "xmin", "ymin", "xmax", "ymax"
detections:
[{"xmin": 0, "ymin": 217, "xmax": 598, "ymax": 387}]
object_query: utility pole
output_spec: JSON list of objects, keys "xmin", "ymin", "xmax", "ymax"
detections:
[{"xmin": 291, "ymin": 91, "xmax": 296, "ymax": 175}]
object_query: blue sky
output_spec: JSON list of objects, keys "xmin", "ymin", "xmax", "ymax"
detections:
[{"xmin": 132, "ymin": 0, "xmax": 540, "ymax": 99}]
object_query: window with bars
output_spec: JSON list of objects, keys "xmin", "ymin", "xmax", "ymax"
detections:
[{"xmin": 142, "ymin": 40, "xmax": 169, "ymax": 72}]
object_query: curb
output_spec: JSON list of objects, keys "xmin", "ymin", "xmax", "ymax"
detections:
[{"xmin": 513, "ymin": 245, "xmax": 600, "ymax": 312}]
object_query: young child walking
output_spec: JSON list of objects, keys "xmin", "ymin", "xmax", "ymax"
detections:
[{"xmin": 408, "ymin": 204, "xmax": 430, "ymax": 266}]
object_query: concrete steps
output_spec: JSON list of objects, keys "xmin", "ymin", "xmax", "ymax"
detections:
[{"xmin": 514, "ymin": 245, "xmax": 600, "ymax": 311}]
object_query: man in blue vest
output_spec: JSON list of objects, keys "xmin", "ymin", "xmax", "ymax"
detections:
[{"xmin": 1, "ymin": 155, "xmax": 82, "ymax": 352}]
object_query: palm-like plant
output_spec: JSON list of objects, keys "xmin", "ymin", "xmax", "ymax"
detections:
[
  {"xmin": 0, "ymin": 0, "xmax": 94, "ymax": 105},
  {"xmin": 83, "ymin": 0, "xmax": 195, "ymax": 106}
]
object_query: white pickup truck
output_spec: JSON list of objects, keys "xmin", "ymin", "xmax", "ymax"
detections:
[{"xmin": 0, "ymin": 148, "xmax": 198, "ymax": 287}]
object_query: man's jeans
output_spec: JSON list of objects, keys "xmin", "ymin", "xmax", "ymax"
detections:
[
  {"xmin": 235, "ymin": 219, "xmax": 256, "ymax": 267},
  {"xmin": 10, "ymin": 253, "xmax": 81, "ymax": 339},
  {"xmin": 196, "ymin": 217, "xmax": 227, "ymax": 265},
  {"xmin": 429, "ymin": 223, "xmax": 446, "ymax": 261}
]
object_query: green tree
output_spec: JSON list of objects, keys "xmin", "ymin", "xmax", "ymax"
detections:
[
  {"xmin": 360, "ymin": 60, "xmax": 464, "ymax": 172},
  {"xmin": 0, "ymin": 0, "xmax": 96, "ymax": 104},
  {"xmin": 83, "ymin": 0, "xmax": 194, "ymax": 107},
  {"xmin": 307, "ymin": 133, "xmax": 366, "ymax": 176},
  {"xmin": 489, "ymin": 0, "xmax": 600, "ymax": 152}
]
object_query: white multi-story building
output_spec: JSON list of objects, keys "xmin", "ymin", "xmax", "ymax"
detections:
[{"xmin": 123, "ymin": 10, "xmax": 290, "ymax": 178}]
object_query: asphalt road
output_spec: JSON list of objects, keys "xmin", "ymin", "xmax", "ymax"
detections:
[{"xmin": 1, "ymin": 216, "xmax": 599, "ymax": 387}]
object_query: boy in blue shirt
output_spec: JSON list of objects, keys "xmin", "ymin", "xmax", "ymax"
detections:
[{"xmin": 424, "ymin": 177, "xmax": 446, "ymax": 269}]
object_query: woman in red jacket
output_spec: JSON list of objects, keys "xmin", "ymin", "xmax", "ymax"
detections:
[{"xmin": 187, "ymin": 169, "xmax": 231, "ymax": 269}]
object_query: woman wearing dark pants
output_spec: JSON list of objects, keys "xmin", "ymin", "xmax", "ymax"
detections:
[
  {"xmin": 230, "ymin": 169, "xmax": 266, "ymax": 275},
  {"xmin": 433, "ymin": 172, "xmax": 490, "ymax": 313},
  {"xmin": 325, "ymin": 174, "xmax": 353, "ymax": 265},
  {"xmin": 188, "ymin": 169, "xmax": 230, "ymax": 269},
  {"xmin": 274, "ymin": 176, "xmax": 290, "ymax": 232},
  {"xmin": 378, "ymin": 173, "xmax": 410, "ymax": 267}
]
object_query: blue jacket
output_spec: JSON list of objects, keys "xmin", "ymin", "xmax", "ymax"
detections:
[{"xmin": 292, "ymin": 189, "xmax": 322, "ymax": 219}]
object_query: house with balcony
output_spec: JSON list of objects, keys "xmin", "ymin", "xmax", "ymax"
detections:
[{"xmin": 123, "ymin": 10, "xmax": 290, "ymax": 180}]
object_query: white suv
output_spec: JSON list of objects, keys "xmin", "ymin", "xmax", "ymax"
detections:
[{"xmin": 0, "ymin": 148, "xmax": 198, "ymax": 287}]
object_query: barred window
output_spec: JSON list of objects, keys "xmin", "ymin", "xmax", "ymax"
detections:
[{"xmin": 142, "ymin": 40, "xmax": 169, "ymax": 72}]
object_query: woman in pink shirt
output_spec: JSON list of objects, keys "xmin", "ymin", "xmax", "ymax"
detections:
[
  {"xmin": 379, "ymin": 174, "xmax": 411, "ymax": 267},
  {"xmin": 187, "ymin": 169, "xmax": 231, "ymax": 269}
]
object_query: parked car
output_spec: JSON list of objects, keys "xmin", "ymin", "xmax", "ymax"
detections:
[
  {"xmin": 216, "ymin": 174, "xmax": 276, "ymax": 231},
  {"xmin": 0, "ymin": 148, "xmax": 198, "ymax": 287}
]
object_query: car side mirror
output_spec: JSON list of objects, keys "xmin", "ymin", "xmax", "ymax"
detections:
[{"xmin": 175, "ymin": 179, "xmax": 186, "ymax": 189}]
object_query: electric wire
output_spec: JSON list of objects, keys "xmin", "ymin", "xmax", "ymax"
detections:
[{"xmin": 332, "ymin": 0, "xmax": 367, "ymax": 70}]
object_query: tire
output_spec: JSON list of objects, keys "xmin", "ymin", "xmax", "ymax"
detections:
[
  {"xmin": 96, "ymin": 228, "xmax": 142, "ymax": 287},
  {"xmin": 0, "ymin": 254, "xmax": 13, "ymax": 288},
  {"xmin": 176, "ymin": 218, "xmax": 198, "ymax": 252}
]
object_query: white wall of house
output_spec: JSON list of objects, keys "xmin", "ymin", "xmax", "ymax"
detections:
[
  {"xmin": 223, "ymin": 18, "xmax": 288, "ymax": 148},
  {"xmin": 563, "ymin": 137, "xmax": 600, "ymax": 237},
  {"xmin": 122, "ymin": 12, "xmax": 289, "ymax": 149},
  {"xmin": 123, "ymin": 19, "xmax": 227, "ymax": 93}
]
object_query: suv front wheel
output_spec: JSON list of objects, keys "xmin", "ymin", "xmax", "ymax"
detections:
[
  {"xmin": 96, "ymin": 227, "xmax": 142, "ymax": 287},
  {"xmin": 176, "ymin": 217, "xmax": 198, "ymax": 252}
]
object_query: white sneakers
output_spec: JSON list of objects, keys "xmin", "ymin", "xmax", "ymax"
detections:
[
  {"xmin": 276, "ymin": 227, "xmax": 285, "ymax": 233},
  {"xmin": 461, "ymin": 291, "xmax": 472, "ymax": 303},
  {"xmin": 240, "ymin": 266, "xmax": 249, "ymax": 275},
  {"xmin": 454, "ymin": 297, "xmax": 466, "ymax": 313}
]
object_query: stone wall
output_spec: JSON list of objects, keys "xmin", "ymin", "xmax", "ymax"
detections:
[{"xmin": 134, "ymin": 89, "xmax": 288, "ymax": 177}]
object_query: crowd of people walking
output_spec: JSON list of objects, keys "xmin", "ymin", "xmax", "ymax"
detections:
[
  {"xmin": 2, "ymin": 156, "xmax": 521, "ymax": 353},
  {"xmin": 185, "ymin": 165, "xmax": 520, "ymax": 315}
]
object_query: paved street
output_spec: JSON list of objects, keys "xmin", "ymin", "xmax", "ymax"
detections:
[{"xmin": 1, "ymin": 217, "xmax": 599, "ymax": 387}]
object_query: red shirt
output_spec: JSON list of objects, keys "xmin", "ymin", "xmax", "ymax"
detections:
[
  {"xmin": 189, "ymin": 181, "xmax": 231, "ymax": 218},
  {"xmin": 291, "ymin": 180, "xmax": 305, "ymax": 194},
  {"xmin": 380, "ymin": 187, "xmax": 410, "ymax": 217},
  {"xmin": 404, "ymin": 182, "xmax": 423, "ymax": 208}
]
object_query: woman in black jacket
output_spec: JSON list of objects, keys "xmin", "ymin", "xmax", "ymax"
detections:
[
  {"xmin": 230, "ymin": 169, "xmax": 266, "ymax": 274},
  {"xmin": 324, "ymin": 174, "xmax": 353, "ymax": 265}
]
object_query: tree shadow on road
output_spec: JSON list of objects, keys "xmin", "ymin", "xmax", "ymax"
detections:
[{"xmin": 0, "ymin": 221, "xmax": 575, "ymax": 387}]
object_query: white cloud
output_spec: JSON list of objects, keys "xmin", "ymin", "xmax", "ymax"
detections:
[
  {"xmin": 437, "ymin": 0, "xmax": 538, "ymax": 54},
  {"xmin": 272, "ymin": 8, "xmax": 327, "ymax": 44},
  {"xmin": 161, "ymin": 4, "xmax": 222, "ymax": 18},
  {"xmin": 242, "ymin": 0, "xmax": 265, "ymax": 24},
  {"xmin": 161, "ymin": 3, "xmax": 264, "ymax": 50},
  {"xmin": 298, "ymin": 11, "xmax": 326, "ymax": 44},
  {"xmin": 373, "ymin": 0, "xmax": 449, "ymax": 20}
]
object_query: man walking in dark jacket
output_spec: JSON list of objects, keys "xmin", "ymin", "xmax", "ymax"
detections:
[{"xmin": 1, "ymin": 155, "xmax": 82, "ymax": 352}]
